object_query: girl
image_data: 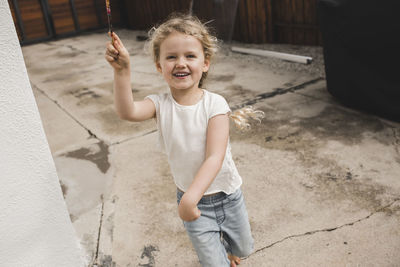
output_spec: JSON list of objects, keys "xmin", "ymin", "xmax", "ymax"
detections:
[{"xmin": 105, "ymin": 13, "xmax": 258, "ymax": 267}]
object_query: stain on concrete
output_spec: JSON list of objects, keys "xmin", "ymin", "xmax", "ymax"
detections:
[
  {"xmin": 313, "ymin": 158, "xmax": 388, "ymax": 211},
  {"xmin": 65, "ymin": 44, "xmax": 88, "ymax": 54},
  {"xmin": 69, "ymin": 214, "xmax": 77, "ymax": 222},
  {"xmin": 106, "ymin": 212, "xmax": 115, "ymax": 242},
  {"xmin": 41, "ymin": 73, "xmax": 71, "ymax": 83},
  {"xmin": 99, "ymin": 255, "xmax": 116, "ymax": 267},
  {"xmin": 208, "ymin": 74, "xmax": 235, "ymax": 82},
  {"xmin": 138, "ymin": 245, "xmax": 159, "ymax": 267},
  {"xmin": 60, "ymin": 180, "xmax": 68, "ymax": 197},
  {"xmin": 64, "ymin": 141, "xmax": 110, "ymax": 173},
  {"xmin": 71, "ymin": 87, "xmax": 101, "ymax": 99},
  {"xmin": 55, "ymin": 51, "xmax": 81, "ymax": 58}
]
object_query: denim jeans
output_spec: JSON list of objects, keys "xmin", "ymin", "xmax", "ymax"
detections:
[{"xmin": 177, "ymin": 188, "xmax": 254, "ymax": 267}]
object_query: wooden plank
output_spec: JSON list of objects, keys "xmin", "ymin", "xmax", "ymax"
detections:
[
  {"xmin": 125, "ymin": 0, "xmax": 141, "ymax": 29},
  {"xmin": 232, "ymin": 0, "xmax": 245, "ymax": 42},
  {"xmin": 19, "ymin": 0, "xmax": 48, "ymax": 39},
  {"xmin": 255, "ymin": 0, "xmax": 267, "ymax": 43},
  {"xmin": 143, "ymin": 0, "xmax": 152, "ymax": 29},
  {"xmin": 74, "ymin": 0, "xmax": 99, "ymax": 30},
  {"xmin": 293, "ymin": 0, "xmax": 305, "ymax": 45},
  {"xmin": 247, "ymin": 0, "xmax": 257, "ymax": 43},
  {"xmin": 47, "ymin": 0, "xmax": 75, "ymax": 34},
  {"xmin": 272, "ymin": 0, "xmax": 283, "ymax": 43},
  {"xmin": 286, "ymin": 0, "xmax": 294, "ymax": 44},
  {"xmin": 266, "ymin": 0, "xmax": 274, "ymax": 43},
  {"xmin": 303, "ymin": 0, "xmax": 318, "ymax": 45}
]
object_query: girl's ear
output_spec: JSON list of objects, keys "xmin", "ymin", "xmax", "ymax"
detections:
[
  {"xmin": 203, "ymin": 58, "xmax": 210, "ymax": 72},
  {"xmin": 156, "ymin": 62, "xmax": 162, "ymax": 73}
]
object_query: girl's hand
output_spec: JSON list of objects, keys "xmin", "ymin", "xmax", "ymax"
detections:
[
  {"xmin": 178, "ymin": 197, "xmax": 201, "ymax": 222},
  {"xmin": 105, "ymin": 32, "xmax": 130, "ymax": 71}
]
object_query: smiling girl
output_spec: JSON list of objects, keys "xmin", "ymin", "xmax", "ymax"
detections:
[{"xmin": 105, "ymin": 13, "xmax": 256, "ymax": 267}]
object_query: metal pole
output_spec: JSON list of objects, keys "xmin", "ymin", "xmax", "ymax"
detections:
[{"xmin": 231, "ymin": 46, "xmax": 313, "ymax": 64}]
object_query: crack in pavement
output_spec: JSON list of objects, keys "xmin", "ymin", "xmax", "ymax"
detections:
[
  {"xmin": 244, "ymin": 198, "xmax": 400, "ymax": 259},
  {"xmin": 391, "ymin": 127, "xmax": 400, "ymax": 157},
  {"xmin": 231, "ymin": 77, "xmax": 324, "ymax": 110},
  {"xmin": 92, "ymin": 194, "xmax": 105, "ymax": 267},
  {"xmin": 32, "ymin": 82, "xmax": 101, "ymax": 141},
  {"xmin": 110, "ymin": 129, "xmax": 157, "ymax": 146}
]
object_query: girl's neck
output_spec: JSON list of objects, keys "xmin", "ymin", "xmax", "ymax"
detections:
[{"xmin": 170, "ymin": 87, "xmax": 204, "ymax": 106}]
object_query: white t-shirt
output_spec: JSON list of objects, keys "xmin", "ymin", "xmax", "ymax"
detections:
[{"xmin": 145, "ymin": 89, "xmax": 242, "ymax": 195}]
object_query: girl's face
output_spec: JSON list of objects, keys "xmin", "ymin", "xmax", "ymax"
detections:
[{"xmin": 156, "ymin": 32, "xmax": 210, "ymax": 93}]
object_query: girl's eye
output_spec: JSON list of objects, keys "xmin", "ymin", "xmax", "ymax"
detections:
[
  {"xmin": 166, "ymin": 56, "xmax": 176, "ymax": 59},
  {"xmin": 187, "ymin": 55, "xmax": 196, "ymax": 58}
]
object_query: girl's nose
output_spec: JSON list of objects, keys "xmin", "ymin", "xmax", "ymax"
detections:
[{"xmin": 176, "ymin": 57, "xmax": 186, "ymax": 67}]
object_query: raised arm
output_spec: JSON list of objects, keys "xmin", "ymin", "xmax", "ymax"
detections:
[
  {"xmin": 105, "ymin": 32, "xmax": 155, "ymax": 122},
  {"xmin": 178, "ymin": 113, "xmax": 230, "ymax": 221}
]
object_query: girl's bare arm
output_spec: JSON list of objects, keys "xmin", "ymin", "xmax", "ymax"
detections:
[
  {"xmin": 178, "ymin": 114, "xmax": 230, "ymax": 222},
  {"xmin": 105, "ymin": 32, "xmax": 155, "ymax": 121}
]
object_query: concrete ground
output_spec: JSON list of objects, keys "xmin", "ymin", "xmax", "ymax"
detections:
[{"xmin": 23, "ymin": 29, "xmax": 400, "ymax": 267}]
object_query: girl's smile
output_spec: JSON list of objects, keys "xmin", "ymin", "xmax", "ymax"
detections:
[{"xmin": 156, "ymin": 32, "xmax": 210, "ymax": 94}]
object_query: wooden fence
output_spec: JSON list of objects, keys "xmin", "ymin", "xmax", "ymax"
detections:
[
  {"xmin": 8, "ymin": 0, "xmax": 123, "ymax": 45},
  {"xmin": 233, "ymin": 0, "xmax": 322, "ymax": 45},
  {"xmin": 122, "ymin": 0, "xmax": 322, "ymax": 46},
  {"xmin": 9, "ymin": 0, "xmax": 322, "ymax": 46}
]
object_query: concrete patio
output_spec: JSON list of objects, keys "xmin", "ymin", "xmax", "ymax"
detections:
[{"xmin": 22, "ymin": 29, "xmax": 400, "ymax": 266}]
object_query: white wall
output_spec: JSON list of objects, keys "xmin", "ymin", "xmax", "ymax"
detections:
[{"xmin": 0, "ymin": 1, "xmax": 85, "ymax": 266}]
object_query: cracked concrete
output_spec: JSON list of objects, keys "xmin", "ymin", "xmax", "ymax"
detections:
[
  {"xmin": 249, "ymin": 198, "xmax": 400, "ymax": 256},
  {"xmin": 23, "ymin": 29, "xmax": 400, "ymax": 266}
]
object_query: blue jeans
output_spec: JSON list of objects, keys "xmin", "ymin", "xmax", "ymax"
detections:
[{"xmin": 177, "ymin": 188, "xmax": 254, "ymax": 267}]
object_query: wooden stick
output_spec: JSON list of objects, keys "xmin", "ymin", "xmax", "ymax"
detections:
[{"xmin": 105, "ymin": 0, "xmax": 114, "ymax": 44}]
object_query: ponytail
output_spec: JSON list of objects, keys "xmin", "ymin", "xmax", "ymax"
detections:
[{"xmin": 230, "ymin": 106, "xmax": 265, "ymax": 131}]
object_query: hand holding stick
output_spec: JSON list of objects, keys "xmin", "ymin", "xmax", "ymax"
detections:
[{"xmin": 106, "ymin": 0, "xmax": 114, "ymax": 44}]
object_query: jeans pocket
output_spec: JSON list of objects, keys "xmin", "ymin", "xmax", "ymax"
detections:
[{"xmin": 227, "ymin": 188, "xmax": 242, "ymax": 202}]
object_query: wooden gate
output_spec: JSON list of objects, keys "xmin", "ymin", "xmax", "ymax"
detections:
[{"xmin": 8, "ymin": 0, "xmax": 123, "ymax": 45}]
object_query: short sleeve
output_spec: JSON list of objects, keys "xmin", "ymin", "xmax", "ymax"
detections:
[
  {"xmin": 145, "ymin": 94, "xmax": 159, "ymax": 113},
  {"xmin": 209, "ymin": 94, "xmax": 231, "ymax": 119},
  {"xmin": 144, "ymin": 94, "xmax": 166, "ymax": 153}
]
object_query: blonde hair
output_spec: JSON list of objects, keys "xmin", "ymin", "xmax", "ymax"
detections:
[
  {"xmin": 146, "ymin": 13, "xmax": 265, "ymax": 130},
  {"xmin": 230, "ymin": 106, "xmax": 265, "ymax": 130},
  {"xmin": 146, "ymin": 13, "xmax": 218, "ymax": 88}
]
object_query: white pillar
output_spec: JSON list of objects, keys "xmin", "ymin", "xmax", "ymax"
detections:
[{"xmin": 0, "ymin": 1, "xmax": 86, "ymax": 266}]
